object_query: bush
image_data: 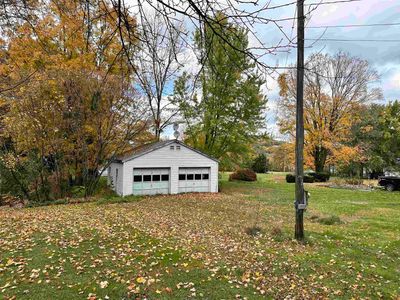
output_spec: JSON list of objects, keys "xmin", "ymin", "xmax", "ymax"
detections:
[
  {"xmin": 286, "ymin": 174, "xmax": 315, "ymax": 183},
  {"xmin": 71, "ymin": 186, "xmax": 86, "ymax": 198},
  {"xmin": 229, "ymin": 169, "xmax": 257, "ymax": 182},
  {"xmin": 303, "ymin": 174, "xmax": 315, "ymax": 183},
  {"xmin": 286, "ymin": 174, "xmax": 295, "ymax": 183},
  {"xmin": 251, "ymin": 154, "xmax": 268, "ymax": 173},
  {"xmin": 308, "ymin": 172, "xmax": 330, "ymax": 182}
]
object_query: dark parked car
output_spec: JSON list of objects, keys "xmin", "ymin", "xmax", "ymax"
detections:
[{"xmin": 378, "ymin": 176, "xmax": 400, "ymax": 192}]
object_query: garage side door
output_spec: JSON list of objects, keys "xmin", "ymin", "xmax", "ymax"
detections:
[
  {"xmin": 178, "ymin": 168, "xmax": 210, "ymax": 193},
  {"xmin": 133, "ymin": 168, "xmax": 170, "ymax": 195}
]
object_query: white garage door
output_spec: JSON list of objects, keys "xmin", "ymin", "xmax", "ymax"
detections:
[
  {"xmin": 178, "ymin": 168, "xmax": 210, "ymax": 193},
  {"xmin": 133, "ymin": 168, "xmax": 170, "ymax": 195}
]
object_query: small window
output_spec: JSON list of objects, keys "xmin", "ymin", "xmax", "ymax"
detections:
[
  {"xmin": 161, "ymin": 174, "xmax": 169, "ymax": 181},
  {"xmin": 133, "ymin": 175, "xmax": 142, "ymax": 182},
  {"xmin": 143, "ymin": 175, "xmax": 151, "ymax": 182},
  {"xmin": 187, "ymin": 174, "xmax": 194, "ymax": 180},
  {"xmin": 170, "ymin": 145, "xmax": 174, "ymax": 150},
  {"xmin": 202, "ymin": 174, "xmax": 209, "ymax": 180},
  {"xmin": 152, "ymin": 174, "xmax": 161, "ymax": 181},
  {"xmin": 195, "ymin": 174, "xmax": 201, "ymax": 180},
  {"xmin": 176, "ymin": 146, "xmax": 181, "ymax": 150},
  {"xmin": 179, "ymin": 174, "xmax": 186, "ymax": 180}
]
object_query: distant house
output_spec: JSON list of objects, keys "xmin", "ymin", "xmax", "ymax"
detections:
[{"xmin": 108, "ymin": 140, "xmax": 219, "ymax": 196}]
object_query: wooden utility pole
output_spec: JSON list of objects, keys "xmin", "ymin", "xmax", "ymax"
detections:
[{"xmin": 295, "ymin": 0, "xmax": 305, "ymax": 240}]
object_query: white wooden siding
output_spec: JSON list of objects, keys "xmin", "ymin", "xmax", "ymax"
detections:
[
  {"xmin": 109, "ymin": 162, "xmax": 123, "ymax": 196},
  {"xmin": 121, "ymin": 142, "xmax": 218, "ymax": 196}
]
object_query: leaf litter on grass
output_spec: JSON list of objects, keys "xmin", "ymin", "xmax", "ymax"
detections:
[{"xmin": 0, "ymin": 188, "xmax": 398, "ymax": 299}]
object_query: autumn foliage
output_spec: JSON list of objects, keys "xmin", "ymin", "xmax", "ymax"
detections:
[
  {"xmin": 0, "ymin": 1, "xmax": 150, "ymax": 201},
  {"xmin": 278, "ymin": 52, "xmax": 381, "ymax": 172}
]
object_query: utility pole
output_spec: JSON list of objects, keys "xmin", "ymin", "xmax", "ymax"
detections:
[{"xmin": 295, "ymin": 0, "xmax": 305, "ymax": 241}]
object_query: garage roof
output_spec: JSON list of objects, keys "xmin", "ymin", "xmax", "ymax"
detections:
[{"xmin": 114, "ymin": 140, "xmax": 219, "ymax": 163}]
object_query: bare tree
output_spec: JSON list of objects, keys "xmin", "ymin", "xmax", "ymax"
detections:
[{"xmin": 133, "ymin": 8, "xmax": 186, "ymax": 140}]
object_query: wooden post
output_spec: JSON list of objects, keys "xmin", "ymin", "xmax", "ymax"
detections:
[{"xmin": 295, "ymin": 0, "xmax": 305, "ymax": 241}]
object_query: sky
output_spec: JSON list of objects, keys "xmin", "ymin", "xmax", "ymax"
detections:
[
  {"xmin": 250, "ymin": 0, "xmax": 400, "ymax": 137},
  {"xmin": 142, "ymin": 0, "xmax": 400, "ymax": 139}
]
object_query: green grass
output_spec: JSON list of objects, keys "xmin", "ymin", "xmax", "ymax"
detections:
[{"xmin": 1, "ymin": 173, "xmax": 399, "ymax": 299}]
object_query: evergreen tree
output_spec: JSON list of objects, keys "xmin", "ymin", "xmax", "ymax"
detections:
[{"xmin": 251, "ymin": 153, "xmax": 268, "ymax": 173}]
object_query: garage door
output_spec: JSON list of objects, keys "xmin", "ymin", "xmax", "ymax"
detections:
[
  {"xmin": 133, "ymin": 168, "xmax": 170, "ymax": 195},
  {"xmin": 178, "ymin": 168, "xmax": 210, "ymax": 193}
]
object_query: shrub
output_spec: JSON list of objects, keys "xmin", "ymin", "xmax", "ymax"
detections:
[
  {"xmin": 286, "ymin": 174, "xmax": 315, "ymax": 183},
  {"xmin": 309, "ymin": 172, "xmax": 330, "ymax": 182},
  {"xmin": 251, "ymin": 154, "xmax": 268, "ymax": 173},
  {"xmin": 229, "ymin": 169, "xmax": 257, "ymax": 181},
  {"xmin": 286, "ymin": 174, "xmax": 295, "ymax": 183},
  {"xmin": 303, "ymin": 174, "xmax": 315, "ymax": 183},
  {"xmin": 71, "ymin": 186, "xmax": 86, "ymax": 198}
]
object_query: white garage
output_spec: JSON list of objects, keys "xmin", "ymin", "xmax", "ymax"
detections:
[{"xmin": 108, "ymin": 140, "xmax": 218, "ymax": 196}]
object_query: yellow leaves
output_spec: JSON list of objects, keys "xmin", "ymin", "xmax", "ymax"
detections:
[
  {"xmin": 5, "ymin": 259, "xmax": 15, "ymax": 267},
  {"xmin": 136, "ymin": 276, "xmax": 146, "ymax": 284},
  {"xmin": 0, "ymin": 153, "xmax": 18, "ymax": 170}
]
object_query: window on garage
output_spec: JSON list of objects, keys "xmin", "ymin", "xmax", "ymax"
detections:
[
  {"xmin": 134, "ymin": 175, "xmax": 142, "ymax": 182},
  {"xmin": 187, "ymin": 174, "xmax": 194, "ymax": 180},
  {"xmin": 195, "ymin": 174, "xmax": 201, "ymax": 180},
  {"xmin": 161, "ymin": 174, "xmax": 169, "ymax": 181},
  {"xmin": 179, "ymin": 174, "xmax": 186, "ymax": 180},
  {"xmin": 143, "ymin": 175, "xmax": 151, "ymax": 182},
  {"xmin": 202, "ymin": 174, "xmax": 209, "ymax": 180},
  {"xmin": 152, "ymin": 174, "xmax": 160, "ymax": 181}
]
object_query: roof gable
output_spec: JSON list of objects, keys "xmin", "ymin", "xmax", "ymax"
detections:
[{"xmin": 117, "ymin": 140, "xmax": 218, "ymax": 163}]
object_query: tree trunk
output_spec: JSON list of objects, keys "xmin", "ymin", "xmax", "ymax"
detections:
[{"xmin": 314, "ymin": 146, "xmax": 328, "ymax": 172}]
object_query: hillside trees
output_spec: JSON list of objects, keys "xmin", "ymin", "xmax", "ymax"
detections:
[
  {"xmin": 0, "ymin": 0, "xmax": 149, "ymax": 200},
  {"xmin": 172, "ymin": 14, "xmax": 267, "ymax": 168},
  {"xmin": 278, "ymin": 52, "xmax": 381, "ymax": 172}
]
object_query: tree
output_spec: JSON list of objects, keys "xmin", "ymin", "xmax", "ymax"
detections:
[
  {"xmin": 251, "ymin": 154, "xmax": 268, "ymax": 173},
  {"xmin": 379, "ymin": 100, "xmax": 400, "ymax": 171},
  {"xmin": 267, "ymin": 142, "xmax": 295, "ymax": 172},
  {"xmin": 172, "ymin": 13, "xmax": 267, "ymax": 168},
  {"xmin": 278, "ymin": 52, "xmax": 381, "ymax": 172},
  {"xmin": 0, "ymin": 0, "xmax": 149, "ymax": 200},
  {"xmin": 132, "ymin": 9, "xmax": 186, "ymax": 140},
  {"xmin": 346, "ymin": 104, "xmax": 386, "ymax": 177}
]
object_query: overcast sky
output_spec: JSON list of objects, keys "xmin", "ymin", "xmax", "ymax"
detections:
[{"xmin": 255, "ymin": 0, "xmax": 400, "ymax": 137}]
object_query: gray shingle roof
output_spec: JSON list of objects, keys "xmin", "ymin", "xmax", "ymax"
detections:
[{"xmin": 114, "ymin": 140, "xmax": 218, "ymax": 163}]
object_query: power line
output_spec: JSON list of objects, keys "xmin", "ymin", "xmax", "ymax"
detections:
[
  {"xmin": 306, "ymin": 38, "xmax": 400, "ymax": 42},
  {"xmin": 305, "ymin": 0, "xmax": 362, "ymax": 6},
  {"xmin": 308, "ymin": 22, "xmax": 400, "ymax": 28},
  {"xmin": 268, "ymin": 0, "xmax": 362, "ymax": 10}
]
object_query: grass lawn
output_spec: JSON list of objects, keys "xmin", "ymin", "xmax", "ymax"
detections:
[{"xmin": 1, "ymin": 173, "xmax": 399, "ymax": 299}]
